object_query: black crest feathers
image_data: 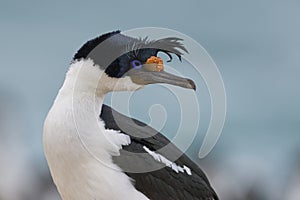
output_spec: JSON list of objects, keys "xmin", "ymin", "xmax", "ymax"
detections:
[
  {"xmin": 73, "ymin": 31, "xmax": 188, "ymax": 63},
  {"xmin": 73, "ymin": 30, "xmax": 121, "ymax": 60}
]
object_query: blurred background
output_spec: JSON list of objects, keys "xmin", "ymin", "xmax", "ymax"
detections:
[{"xmin": 0, "ymin": 0, "xmax": 299, "ymax": 199}]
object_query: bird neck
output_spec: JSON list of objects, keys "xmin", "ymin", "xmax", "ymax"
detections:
[
  {"xmin": 57, "ymin": 58, "xmax": 142, "ymax": 114},
  {"xmin": 45, "ymin": 61, "xmax": 150, "ymax": 200},
  {"xmin": 58, "ymin": 59, "xmax": 108, "ymax": 113}
]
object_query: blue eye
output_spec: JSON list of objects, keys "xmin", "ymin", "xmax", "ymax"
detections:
[{"xmin": 131, "ymin": 59, "xmax": 142, "ymax": 69}]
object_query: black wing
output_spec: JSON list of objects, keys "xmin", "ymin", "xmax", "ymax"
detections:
[{"xmin": 101, "ymin": 104, "xmax": 218, "ymax": 200}]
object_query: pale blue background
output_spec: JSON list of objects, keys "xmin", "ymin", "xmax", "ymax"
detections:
[{"xmin": 0, "ymin": 0, "xmax": 300, "ymax": 199}]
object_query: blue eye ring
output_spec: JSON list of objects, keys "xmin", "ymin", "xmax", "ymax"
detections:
[{"xmin": 131, "ymin": 59, "xmax": 142, "ymax": 69}]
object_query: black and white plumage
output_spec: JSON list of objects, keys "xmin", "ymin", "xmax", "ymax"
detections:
[{"xmin": 43, "ymin": 31, "xmax": 218, "ymax": 200}]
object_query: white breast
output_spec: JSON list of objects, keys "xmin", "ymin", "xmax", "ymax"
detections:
[{"xmin": 43, "ymin": 60, "xmax": 149, "ymax": 200}]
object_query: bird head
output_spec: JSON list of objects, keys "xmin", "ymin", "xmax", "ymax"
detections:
[{"xmin": 73, "ymin": 31, "xmax": 196, "ymax": 93}]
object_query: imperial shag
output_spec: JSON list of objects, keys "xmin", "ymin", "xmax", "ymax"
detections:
[{"xmin": 43, "ymin": 31, "xmax": 218, "ymax": 200}]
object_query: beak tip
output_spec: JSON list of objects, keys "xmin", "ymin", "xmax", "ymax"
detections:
[{"xmin": 188, "ymin": 79, "xmax": 196, "ymax": 91}]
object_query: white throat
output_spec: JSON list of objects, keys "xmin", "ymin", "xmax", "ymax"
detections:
[
  {"xmin": 58, "ymin": 59, "xmax": 143, "ymax": 112},
  {"xmin": 43, "ymin": 59, "xmax": 148, "ymax": 200}
]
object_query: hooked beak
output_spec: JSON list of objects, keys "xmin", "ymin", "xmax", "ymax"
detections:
[{"xmin": 128, "ymin": 56, "xmax": 196, "ymax": 90}]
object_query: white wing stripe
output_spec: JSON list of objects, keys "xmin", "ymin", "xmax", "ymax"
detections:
[{"xmin": 143, "ymin": 146, "xmax": 192, "ymax": 176}]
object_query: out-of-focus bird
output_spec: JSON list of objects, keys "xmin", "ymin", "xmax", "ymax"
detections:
[{"xmin": 43, "ymin": 31, "xmax": 218, "ymax": 200}]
